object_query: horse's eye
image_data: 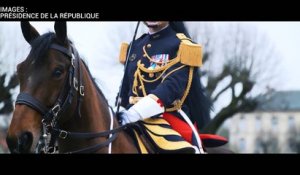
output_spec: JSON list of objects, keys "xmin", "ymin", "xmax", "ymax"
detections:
[{"xmin": 53, "ymin": 68, "xmax": 63, "ymax": 78}]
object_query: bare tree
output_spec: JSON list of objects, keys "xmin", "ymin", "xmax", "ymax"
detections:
[{"xmin": 186, "ymin": 22, "xmax": 281, "ymax": 133}]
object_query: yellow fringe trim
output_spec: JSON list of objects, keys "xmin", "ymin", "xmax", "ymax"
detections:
[
  {"xmin": 176, "ymin": 33, "xmax": 203, "ymax": 67},
  {"xmin": 119, "ymin": 42, "xmax": 129, "ymax": 64}
]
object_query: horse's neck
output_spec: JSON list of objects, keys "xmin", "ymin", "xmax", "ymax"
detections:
[{"xmin": 59, "ymin": 61, "xmax": 138, "ymax": 153}]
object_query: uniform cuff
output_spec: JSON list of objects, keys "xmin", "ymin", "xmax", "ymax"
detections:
[{"xmin": 128, "ymin": 94, "xmax": 165, "ymax": 120}]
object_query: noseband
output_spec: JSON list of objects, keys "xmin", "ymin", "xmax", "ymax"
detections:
[{"xmin": 15, "ymin": 42, "xmax": 125, "ymax": 153}]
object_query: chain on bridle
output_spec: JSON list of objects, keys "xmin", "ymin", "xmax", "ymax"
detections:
[{"xmin": 15, "ymin": 42, "xmax": 126, "ymax": 154}]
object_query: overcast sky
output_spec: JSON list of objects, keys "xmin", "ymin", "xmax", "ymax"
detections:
[
  {"xmin": 1, "ymin": 22, "xmax": 300, "ymax": 107},
  {"xmin": 252, "ymin": 22, "xmax": 300, "ymax": 91}
]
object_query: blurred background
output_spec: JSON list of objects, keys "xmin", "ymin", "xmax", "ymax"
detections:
[{"xmin": 0, "ymin": 22, "xmax": 300, "ymax": 153}]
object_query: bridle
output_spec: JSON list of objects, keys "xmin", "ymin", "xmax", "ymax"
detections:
[{"xmin": 15, "ymin": 41, "xmax": 126, "ymax": 154}]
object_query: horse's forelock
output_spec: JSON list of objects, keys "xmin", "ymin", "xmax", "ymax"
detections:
[{"xmin": 26, "ymin": 32, "xmax": 56, "ymax": 66}]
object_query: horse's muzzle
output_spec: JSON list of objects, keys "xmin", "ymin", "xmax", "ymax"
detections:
[{"xmin": 6, "ymin": 132, "xmax": 33, "ymax": 154}]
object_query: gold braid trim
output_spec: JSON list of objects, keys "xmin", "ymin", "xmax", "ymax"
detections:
[
  {"xmin": 132, "ymin": 66, "xmax": 194, "ymax": 111},
  {"xmin": 132, "ymin": 68, "xmax": 148, "ymax": 96},
  {"xmin": 138, "ymin": 71, "xmax": 147, "ymax": 96},
  {"xmin": 132, "ymin": 71, "xmax": 139, "ymax": 96},
  {"xmin": 162, "ymin": 65, "xmax": 186, "ymax": 82},
  {"xmin": 138, "ymin": 57, "xmax": 180, "ymax": 74},
  {"xmin": 131, "ymin": 37, "xmax": 197, "ymax": 111},
  {"xmin": 133, "ymin": 60, "xmax": 185, "ymax": 97},
  {"xmin": 134, "ymin": 58, "xmax": 185, "ymax": 96},
  {"xmin": 143, "ymin": 45, "xmax": 173, "ymax": 65},
  {"xmin": 166, "ymin": 67, "xmax": 194, "ymax": 112},
  {"xmin": 137, "ymin": 63, "xmax": 182, "ymax": 83}
]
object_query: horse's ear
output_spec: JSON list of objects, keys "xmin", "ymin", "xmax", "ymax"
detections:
[
  {"xmin": 54, "ymin": 21, "xmax": 67, "ymax": 45},
  {"xmin": 21, "ymin": 21, "xmax": 40, "ymax": 44}
]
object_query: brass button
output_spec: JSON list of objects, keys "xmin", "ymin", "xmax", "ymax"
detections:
[{"xmin": 147, "ymin": 44, "xmax": 151, "ymax": 48}]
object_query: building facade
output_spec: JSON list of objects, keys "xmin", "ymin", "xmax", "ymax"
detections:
[{"xmin": 228, "ymin": 91, "xmax": 300, "ymax": 153}]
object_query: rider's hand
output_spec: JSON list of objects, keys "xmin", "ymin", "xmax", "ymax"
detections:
[
  {"xmin": 119, "ymin": 109, "xmax": 141, "ymax": 125},
  {"xmin": 118, "ymin": 94, "xmax": 165, "ymax": 125}
]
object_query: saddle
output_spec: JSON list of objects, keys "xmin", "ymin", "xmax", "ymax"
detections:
[
  {"xmin": 127, "ymin": 118, "xmax": 198, "ymax": 153},
  {"xmin": 126, "ymin": 117, "xmax": 228, "ymax": 153}
]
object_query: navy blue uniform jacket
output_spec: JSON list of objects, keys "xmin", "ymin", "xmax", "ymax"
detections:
[{"xmin": 119, "ymin": 26, "xmax": 211, "ymax": 129}]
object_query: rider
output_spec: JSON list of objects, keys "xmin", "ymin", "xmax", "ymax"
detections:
[{"xmin": 117, "ymin": 21, "xmax": 212, "ymax": 147}]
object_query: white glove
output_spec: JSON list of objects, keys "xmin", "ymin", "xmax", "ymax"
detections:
[
  {"xmin": 119, "ymin": 109, "xmax": 140, "ymax": 125},
  {"xmin": 120, "ymin": 94, "xmax": 165, "ymax": 125}
]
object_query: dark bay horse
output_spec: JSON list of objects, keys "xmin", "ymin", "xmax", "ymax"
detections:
[{"xmin": 6, "ymin": 22, "xmax": 138, "ymax": 153}]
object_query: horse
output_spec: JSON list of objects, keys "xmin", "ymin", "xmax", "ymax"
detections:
[
  {"xmin": 6, "ymin": 21, "xmax": 138, "ymax": 153},
  {"xmin": 6, "ymin": 21, "xmax": 232, "ymax": 154}
]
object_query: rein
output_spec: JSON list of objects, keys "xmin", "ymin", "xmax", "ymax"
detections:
[{"xmin": 15, "ymin": 42, "xmax": 125, "ymax": 153}]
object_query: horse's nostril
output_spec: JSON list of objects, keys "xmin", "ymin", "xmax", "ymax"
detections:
[
  {"xmin": 7, "ymin": 132, "xmax": 33, "ymax": 153},
  {"xmin": 17, "ymin": 132, "xmax": 33, "ymax": 153}
]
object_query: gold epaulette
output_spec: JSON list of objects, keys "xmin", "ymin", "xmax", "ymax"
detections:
[
  {"xmin": 176, "ymin": 33, "xmax": 203, "ymax": 67},
  {"xmin": 119, "ymin": 42, "xmax": 129, "ymax": 64}
]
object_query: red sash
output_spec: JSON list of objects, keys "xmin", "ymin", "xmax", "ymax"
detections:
[{"xmin": 163, "ymin": 113, "xmax": 228, "ymax": 147}]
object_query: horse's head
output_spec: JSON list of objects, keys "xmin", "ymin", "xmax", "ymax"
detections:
[{"xmin": 6, "ymin": 22, "xmax": 75, "ymax": 153}]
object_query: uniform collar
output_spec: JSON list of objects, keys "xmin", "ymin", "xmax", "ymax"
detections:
[{"xmin": 149, "ymin": 25, "xmax": 174, "ymax": 40}]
